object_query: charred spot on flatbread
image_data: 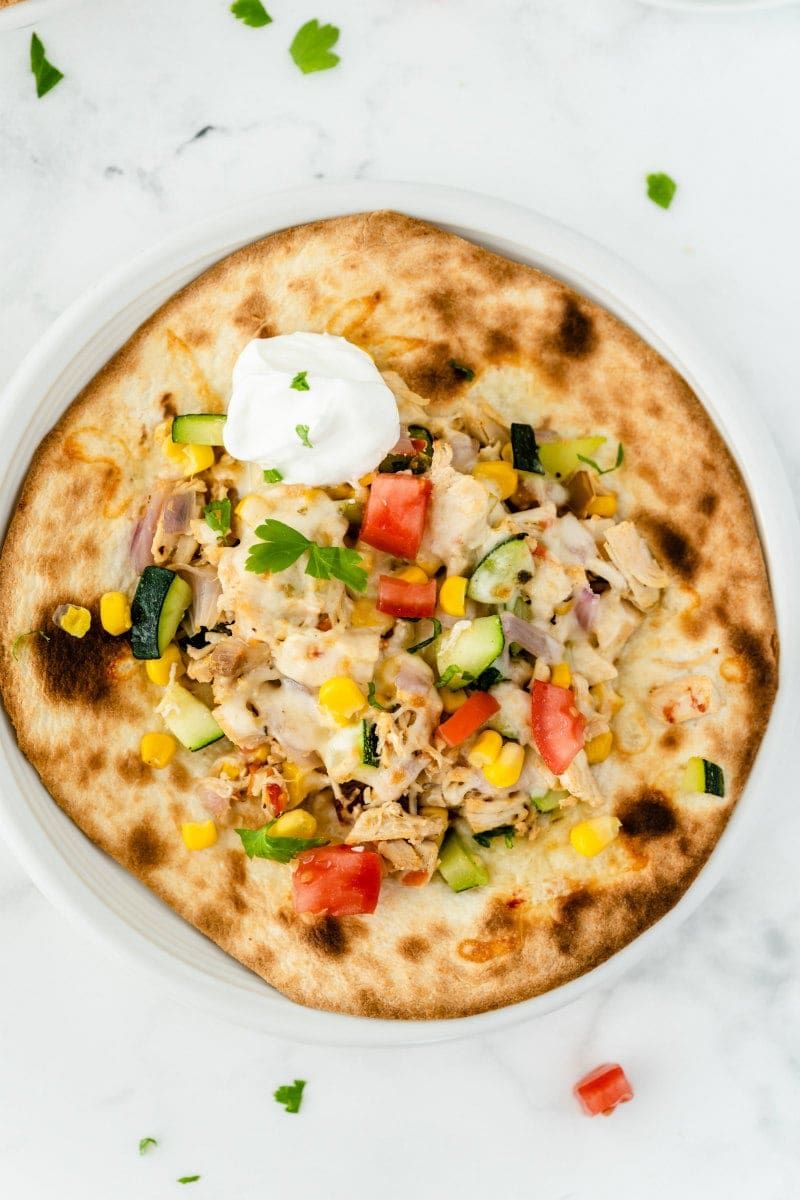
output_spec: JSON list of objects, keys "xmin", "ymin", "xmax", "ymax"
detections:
[
  {"xmin": 641, "ymin": 516, "xmax": 701, "ymax": 581},
  {"xmin": 126, "ymin": 821, "xmax": 169, "ymax": 873},
  {"xmin": 617, "ymin": 790, "xmax": 677, "ymax": 839},
  {"xmin": 551, "ymin": 888, "xmax": 595, "ymax": 956},
  {"xmin": 556, "ymin": 297, "xmax": 595, "ymax": 359},
  {"xmin": 397, "ymin": 935, "xmax": 430, "ymax": 961},
  {"xmin": 31, "ymin": 602, "xmax": 129, "ymax": 707},
  {"xmin": 301, "ymin": 914, "xmax": 349, "ymax": 958}
]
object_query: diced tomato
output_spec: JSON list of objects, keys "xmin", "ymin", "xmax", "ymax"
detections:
[
  {"xmin": 359, "ymin": 474, "xmax": 432, "ymax": 559},
  {"xmin": 292, "ymin": 845, "xmax": 382, "ymax": 916},
  {"xmin": 266, "ymin": 782, "xmax": 286, "ymax": 815},
  {"xmin": 574, "ymin": 1063, "xmax": 633, "ymax": 1116},
  {"xmin": 531, "ymin": 680, "xmax": 585, "ymax": 775},
  {"xmin": 438, "ymin": 691, "xmax": 501, "ymax": 748},
  {"xmin": 377, "ymin": 575, "xmax": 437, "ymax": 618},
  {"xmin": 401, "ymin": 870, "xmax": 430, "ymax": 887}
]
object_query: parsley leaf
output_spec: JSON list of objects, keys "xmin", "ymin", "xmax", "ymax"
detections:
[
  {"xmin": 177, "ymin": 1177, "xmax": 200, "ymax": 1185},
  {"xmin": 474, "ymin": 825, "xmax": 515, "ymax": 849},
  {"xmin": 263, "ymin": 468, "xmax": 283, "ymax": 484},
  {"xmin": 449, "ymin": 359, "xmax": 475, "ymax": 381},
  {"xmin": 296, "ymin": 424, "xmax": 313, "ymax": 448},
  {"xmin": 203, "ymin": 498, "xmax": 231, "ymax": 538},
  {"xmin": 471, "ymin": 666, "xmax": 505, "ymax": 691},
  {"xmin": 11, "ymin": 629, "xmax": 49, "ymax": 660},
  {"xmin": 408, "ymin": 618, "xmax": 442, "ymax": 655},
  {"xmin": 30, "ymin": 34, "xmax": 64, "ymax": 98},
  {"xmin": 274, "ymin": 1079, "xmax": 306, "ymax": 1114},
  {"xmin": 577, "ymin": 442, "xmax": 624, "ymax": 476},
  {"xmin": 230, "ymin": 0, "xmax": 272, "ymax": 26},
  {"xmin": 290, "ymin": 370, "xmax": 310, "ymax": 391},
  {"xmin": 236, "ymin": 819, "xmax": 327, "ymax": 863},
  {"xmin": 436, "ymin": 664, "xmax": 473, "ymax": 689},
  {"xmin": 246, "ymin": 519, "xmax": 367, "ymax": 591},
  {"xmin": 138, "ymin": 1137, "xmax": 158, "ymax": 1156},
  {"xmin": 290, "ymin": 20, "xmax": 340, "ymax": 74},
  {"xmin": 367, "ymin": 681, "xmax": 399, "ymax": 713},
  {"xmin": 646, "ymin": 173, "xmax": 677, "ymax": 210}
]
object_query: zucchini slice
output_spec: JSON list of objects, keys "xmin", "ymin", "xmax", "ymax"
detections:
[
  {"xmin": 171, "ymin": 414, "xmax": 227, "ymax": 446},
  {"xmin": 467, "ymin": 536, "xmax": 534, "ymax": 605},
  {"xmin": 131, "ymin": 567, "xmax": 193, "ymax": 660},
  {"xmin": 436, "ymin": 615, "xmax": 504, "ymax": 690},
  {"xmin": 361, "ymin": 719, "xmax": 380, "ymax": 767},
  {"xmin": 531, "ymin": 789, "xmax": 568, "ymax": 813},
  {"xmin": 438, "ymin": 829, "xmax": 489, "ymax": 892},
  {"xmin": 510, "ymin": 423, "xmax": 544, "ymax": 475},
  {"xmin": 159, "ymin": 681, "xmax": 224, "ymax": 751},
  {"xmin": 538, "ymin": 436, "xmax": 605, "ymax": 480},
  {"xmin": 684, "ymin": 757, "xmax": 725, "ymax": 797}
]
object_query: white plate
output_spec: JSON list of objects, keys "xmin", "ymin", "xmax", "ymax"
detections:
[
  {"xmin": 0, "ymin": 0, "xmax": 88, "ymax": 33},
  {"xmin": 1, "ymin": 181, "xmax": 797, "ymax": 1046},
  {"xmin": 636, "ymin": 0, "xmax": 796, "ymax": 11}
]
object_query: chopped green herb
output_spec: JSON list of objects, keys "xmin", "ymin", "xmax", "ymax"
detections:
[
  {"xmin": 646, "ymin": 173, "xmax": 677, "ymax": 210},
  {"xmin": 236, "ymin": 819, "xmax": 327, "ymax": 863},
  {"xmin": 230, "ymin": 0, "xmax": 272, "ymax": 26},
  {"xmin": 531, "ymin": 790, "xmax": 567, "ymax": 814},
  {"xmin": 290, "ymin": 370, "xmax": 310, "ymax": 391},
  {"xmin": 177, "ymin": 1178, "xmax": 200, "ymax": 1186},
  {"xmin": 436, "ymin": 664, "xmax": 473, "ymax": 689},
  {"xmin": 361, "ymin": 719, "xmax": 380, "ymax": 767},
  {"xmin": 449, "ymin": 359, "xmax": 475, "ymax": 381},
  {"xmin": 295, "ymin": 424, "xmax": 313, "ymax": 448},
  {"xmin": 11, "ymin": 629, "xmax": 50, "ymax": 660},
  {"xmin": 473, "ymin": 825, "xmax": 515, "ymax": 849},
  {"xmin": 30, "ymin": 33, "xmax": 64, "ymax": 98},
  {"xmin": 367, "ymin": 681, "xmax": 399, "ymax": 713},
  {"xmin": 471, "ymin": 666, "xmax": 505, "ymax": 692},
  {"xmin": 289, "ymin": 19, "xmax": 340, "ymax": 74},
  {"xmin": 274, "ymin": 1079, "xmax": 306, "ymax": 1114},
  {"xmin": 577, "ymin": 442, "xmax": 624, "ymax": 476},
  {"xmin": 245, "ymin": 519, "xmax": 367, "ymax": 591},
  {"xmin": 138, "ymin": 1137, "xmax": 158, "ymax": 1156},
  {"xmin": 408, "ymin": 618, "xmax": 442, "ymax": 655},
  {"xmin": 203, "ymin": 498, "xmax": 231, "ymax": 538},
  {"xmin": 263, "ymin": 467, "xmax": 284, "ymax": 484}
]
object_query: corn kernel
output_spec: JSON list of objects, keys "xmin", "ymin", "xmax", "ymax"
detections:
[
  {"xmin": 472, "ymin": 461, "xmax": 518, "ymax": 501},
  {"xmin": 500, "ymin": 441, "xmax": 514, "ymax": 464},
  {"xmin": 282, "ymin": 762, "xmax": 309, "ymax": 809},
  {"xmin": 145, "ymin": 643, "xmax": 183, "ymax": 687},
  {"xmin": 140, "ymin": 732, "xmax": 178, "ymax": 769},
  {"xmin": 350, "ymin": 597, "xmax": 393, "ymax": 632},
  {"xmin": 554, "ymin": 599, "xmax": 574, "ymax": 617},
  {"xmin": 58, "ymin": 605, "xmax": 91, "ymax": 638},
  {"xmin": 468, "ymin": 729, "xmax": 503, "ymax": 769},
  {"xmin": 570, "ymin": 815, "xmax": 621, "ymax": 857},
  {"xmin": 99, "ymin": 591, "xmax": 131, "ymax": 636},
  {"xmin": 587, "ymin": 493, "xmax": 618, "ymax": 518},
  {"xmin": 550, "ymin": 661, "xmax": 572, "ymax": 689},
  {"xmin": 249, "ymin": 744, "xmax": 270, "ymax": 763},
  {"xmin": 270, "ymin": 809, "xmax": 318, "ymax": 839},
  {"xmin": 439, "ymin": 575, "xmax": 468, "ymax": 617},
  {"xmin": 319, "ymin": 677, "xmax": 367, "ymax": 722},
  {"xmin": 181, "ymin": 819, "xmax": 218, "ymax": 851},
  {"xmin": 235, "ymin": 493, "xmax": 271, "ymax": 529},
  {"xmin": 439, "ymin": 687, "xmax": 469, "ymax": 714},
  {"xmin": 416, "ymin": 556, "xmax": 442, "ymax": 577},
  {"xmin": 419, "ymin": 805, "xmax": 449, "ymax": 838},
  {"xmin": 359, "ymin": 472, "xmax": 376, "ymax": 487},
  {"xmin": 590, "ymin": 682, "xmax": 624, "ymax": 715},
  {"xmin": 219, "ymin": 761, "xmax": 242, "ymax": 780},
  {"xmin": 395, "ymin": 565, "xmax": 428, "ymax": 585},
  {"xmin": 586, "ymin": 730, "xmax": 614, "ymax": 764},
  {"xmin": 163, "ymin": 438, "xmax": 214, "ymax": 477},
  {"xmin": 483, "ymin": 741, "xmax": 525, "ymax": 788}
]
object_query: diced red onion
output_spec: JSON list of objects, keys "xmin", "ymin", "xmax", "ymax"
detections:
[
  {"xmin": 162, "ymin": 490, "xmax": 195, "ymax": 535},
  {"xmin": 176, "ymin": 564, "xmax": 220, "ymax": 631},
  {"xmin": 389, "ymin": 434, "xmax": 418, "ymax": 457},
  {"xmin": 500, "ymin": 611, "xmax": 562, "ymax": 663},
  {"xmin": 130, "ymin": 486, "xmax": 169, "ymax": 573},
  {"xmin": 449, "ymin": 431, "xmax": 480, "ymax": 473},
  {"xmin": 575, "ymin": 587, "xmax": 599, "ymax": 631},
  {"xmin": 198, "ymin": 785, "xmax": 232, "ymax": 819}
]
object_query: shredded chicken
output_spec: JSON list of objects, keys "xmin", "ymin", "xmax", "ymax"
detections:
[
  {"xmin": 647, "ymin": 675, "xmax": 717, "ymax": 724},
  {"xmin": 604, "ymin": 521, "xmax": 669, "ymax": 610}
]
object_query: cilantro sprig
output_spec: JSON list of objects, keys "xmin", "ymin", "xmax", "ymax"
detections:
[
  {"xmin": 263, "ymin": 468, "xmax": 284, "ymax": 484},
  {"xmin": 245, "ymin": 519, "xmax": 368, "ymax": 591},
  {"xmin": 230, "ymin": 0, "xmax": 272, "ymax": 26},
  {"xmin": 289, "ymin": 20, "xmax": 340, "ymax": 74},
  {"xmin": 577, "ymin": 442, "xmax": 624, "ymax": 476},
  {"xmin": 177, "ymin": 1177, "xmax": 201, "ymax": 1186},
  {"xmin": 11, "ymin": 629, "xmax": 49, "ymax": 660},
  {"xmin": 203, "ymin": 498, "xmax": 231, "ymax": 538},
  {"xmin": 407, "ymin": 618, "xmax": 442, "ymax": 655},
  {"xmin": 236, "ymin": 818, "xmax": 327, "ymax": 863},
  {"xmin": 295, "ymin": 424, "xmax": 313, "ymax": 448},
  {"xmin": 474, "ymin": 826, "xmax": 515, "ymax": 849},
  {"xmin": 138, "ymin": 1137, "xmax": 158, "ymax": 1156},
  {"xmin": 30, "ymin": 34, "xmax": 64, "ymax": 98},
  {"xmin": 274, "ymin": 1079, "xmax": 306, "ymax": 1114},
  {"xmin": 449, "ymin": 359, "xmax": 475, "ymax": 381},
  {"xmin": 367, "ymin": 681, "xmax": 399, "ymax": 713},
  {"xmin": 290, "ymin": 371, "xmax": 310, "ymax": 391},
  {"xmin": 646, "ymin": 173, "xmax": 677, "ymax": 210}
]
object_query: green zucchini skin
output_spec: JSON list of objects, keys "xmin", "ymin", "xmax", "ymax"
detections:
[
  {"xmin": 171, "ymin": 414, "xmax": 227, "ymax": 446},
  {"xmin": 510, "ymin": 423, "xmax": 544, "ymax": 475},
  {"xmin": 467, "ymin": 536, "xmax": 534, "ymax": 606},
  {"xmin": 131, "ymin": 567, "xmax": 193, "ymax": 660},
  {"xmin": 160, "ymin": 681, "xmax": 224, "ymax": 750},
  {"xmin": 436, "ymin": 615, "xmax": 505, "ymax": 690}
]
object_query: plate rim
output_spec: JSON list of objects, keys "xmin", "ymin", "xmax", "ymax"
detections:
[{"xmin": 1, "ymin": 179, "xmax": 797, "ymax": 1046}]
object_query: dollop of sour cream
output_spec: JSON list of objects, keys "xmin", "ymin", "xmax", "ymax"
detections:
[{"xmin": 223, "ymin": 332, "xmax": 401, "ymax": 485}]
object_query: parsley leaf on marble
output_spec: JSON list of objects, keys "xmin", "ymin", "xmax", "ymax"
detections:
[
  {"xmin": 577, "ymin": 442, "xmax": 624, "ymax": 475},
  {"xmin": 30, "ymin": 34, "xmax": 64, "ymax": 98},
  {"xmin": 177, "ymin": 1177, "xmax": 200, "ymax": 1185},
  {"xmin": 236, "ymin": 820, "xmax": 327, "ymax": 863},
  {"xmin": 274, "ymin": 1079, "xmax": 306, "ymax": 1113},
  {"xmin": 295, "ymin": 423, "xmax": 313, "ymax": 448},
  {"xmin": 289, "ymin": 20, "xmax": 340, "ymax": 74},
  {"xmin": 290, "ymin": 370, "xmax": 310, "ymax": 391},
  {"xmin": 203, "ymin": 498, "xmax": 231, "ymax": 538},
  {"xmin": 230, "ymin": 0, "xmax": 272, "ymax": 26},
  {"xmin": 245, "ymin": 519, "xmax": 368, "ymax": 590},
  {"xmin": 138, "ymin": 1137, "xmax": 158, "ymax": 1156},
  {"xmin": 646, "ymin": 173, "xmax": 677, "ymax": 210}
]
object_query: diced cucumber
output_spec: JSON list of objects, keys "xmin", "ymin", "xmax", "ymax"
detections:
[
  {"xmin": 531, "ymin": 789, "xmax": 568, "ymax": 813},
  {"xmin": 487, "ymin": 682, "xmax": 532, "ymax": 742},
  {"xmin": 538, "ymin": 437, "xmax": 605, "ymax": 480},
  {"xmin": 467, "ymin": 536, "xmax": 534, "ymax": 605},
  {"xmin": 684, "ymin": 757, "xmax": 725, "ymax": 797},
  {"xmin": 171, "ymin": 414, "xmax": 227, "ymax": 446},
  {"xmin": 438, "ymin": 829, "xmax": 489, "ymax": 892},
  {"xmin": 510, "ymin": 423, "xmax": 544, "ymax": 475},
  {"xmin": 131, "ymin": 567, "xmax": 193, "ymax": 660},
  {"xmin": 361, "ymin": 719, "xmax": 380, "ymax": 767},
  {"xmin": 436, "ymin": 616, "xmax": 505, "ymax": 690},
  {"xmin": 159, "ymin": 681, "xmax": 224, "ymax": 751}
]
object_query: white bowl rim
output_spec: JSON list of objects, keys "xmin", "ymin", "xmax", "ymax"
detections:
[
  {"xmin": 0, "ymin": 0, "xmax": 89, "ymax": 33},
  {"xmin": 0, "ymin": 180, "xmax": 797, "ymax": 1047},
  {"xmin": 635, "ymin": 0, "xmax": 796, "ymax": 11}
]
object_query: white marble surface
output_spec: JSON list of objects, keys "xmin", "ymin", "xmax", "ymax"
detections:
[{"xmin": 2, "ymin": 2, "xmax": 800, "ymax": 1196}]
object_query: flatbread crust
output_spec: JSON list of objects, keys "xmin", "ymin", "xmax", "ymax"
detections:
[{"xmin": 0, "ymin": 212, "xmax": 778, "ymax": 1019}]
